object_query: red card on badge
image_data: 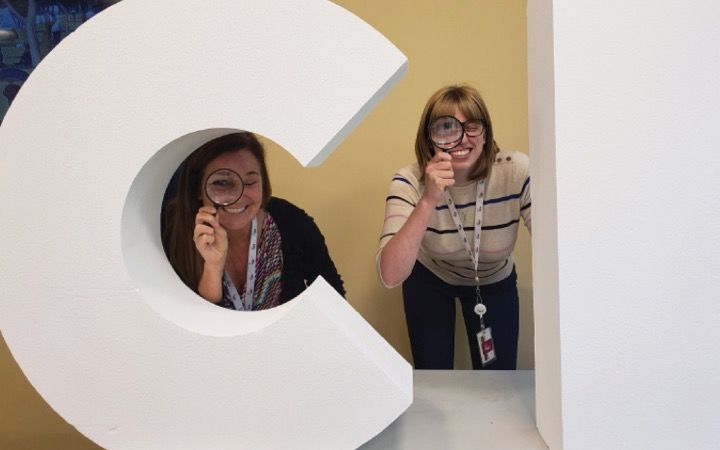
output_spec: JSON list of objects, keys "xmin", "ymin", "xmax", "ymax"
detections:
[{"xmin": 476, "ymin": 327, "xmax": 497, "ymax": 366}]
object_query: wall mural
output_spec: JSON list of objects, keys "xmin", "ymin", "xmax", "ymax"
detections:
[{"xmin": 0, "ymin": 0, "xmax": 120, "ymax": 124}]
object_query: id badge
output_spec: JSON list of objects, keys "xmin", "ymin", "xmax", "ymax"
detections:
[{"xmin": 476, "ymin": 327, "xmax": 497, "ymax": 367}]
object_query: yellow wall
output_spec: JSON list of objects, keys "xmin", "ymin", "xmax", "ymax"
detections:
[{"xmin": 0, "ymin": 1, "xmax": 529, "ymax": 447}]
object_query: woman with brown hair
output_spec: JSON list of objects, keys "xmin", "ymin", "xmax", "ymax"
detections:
[
  {"xmin": 377, "ymin": 85, "xmax": 530, "ymax": 369},
  {"xmin": 163, "ymin": 132, "xmax": 345, "ymax": 310}
]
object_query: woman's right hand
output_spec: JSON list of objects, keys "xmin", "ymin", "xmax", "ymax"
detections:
[
  {"xmin": 193, "ymin": 206, "xmax": 228, "ymax": 272},
  {"xmin": 422, "ymin": 151, "xmax": 454, "ymax": 205}
]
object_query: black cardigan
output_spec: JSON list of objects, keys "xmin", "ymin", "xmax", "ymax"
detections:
[{"xmin": 265, "ymin": 197, "xmax": 345, "ymax": 303}]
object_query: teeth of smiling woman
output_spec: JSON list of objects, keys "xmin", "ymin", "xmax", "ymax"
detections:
[
  {"xmin": 225, "ymin": 205, "xmax": 248, "ymax": 214},
  {"xmin": 450, "ymin": 149, "xmax": 470, "ymax": 157}
]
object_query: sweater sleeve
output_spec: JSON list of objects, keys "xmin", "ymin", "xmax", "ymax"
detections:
[
  {"xmin": 267, "ymin": 197, "xmax": 346, "ymax": 301},
  {"xmin": 376, "ymin": 166, "xmax": 422, "ymax": 287},
  {"xmin": 515, "ymin": 152, "xmax": 532, "ymax": 234},
  {"xmin": 377, "ymin": 166, "xmax": 422, "ymax": 252},
  {"xmin": 298, "ymin": 206, "xmax": 346, "ymax": 297}
]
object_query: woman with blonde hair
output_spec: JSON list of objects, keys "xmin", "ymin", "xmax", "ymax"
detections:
[{"xmin": 378, "ymin": 85, "xmax": 530, "ymax": 369}]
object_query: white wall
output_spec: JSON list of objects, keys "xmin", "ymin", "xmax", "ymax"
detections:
[{"xmin": 529, "ymin": 1, "xmax": 720, "ymax": 449}]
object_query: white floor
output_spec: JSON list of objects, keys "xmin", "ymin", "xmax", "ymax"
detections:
[{"xmin": 361, "ymin": 370, "xmax": 548, "ymax": 450}]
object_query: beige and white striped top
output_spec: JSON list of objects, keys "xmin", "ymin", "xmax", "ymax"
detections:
[{"xmin": 378, "ymin": 150, "xmax": 531, "ymax": 287}]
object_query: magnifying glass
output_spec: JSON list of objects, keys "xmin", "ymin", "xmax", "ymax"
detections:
[
  {"xmin": 203, "ymin": 168, "xmax": 245, "ymax": 209},
  {"xmin": 429, "ymin": 116, "xmax": 464, "ymax": 151},
  {"xmin": 428, "ymin": 116, "xmax": 484, "ymax": 151}
]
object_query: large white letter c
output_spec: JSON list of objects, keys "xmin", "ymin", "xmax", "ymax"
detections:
[{"xmin": 0, "ymin": 1, "xmax": 410, "ymax": 448}]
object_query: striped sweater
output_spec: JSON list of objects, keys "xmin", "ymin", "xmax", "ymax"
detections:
[{"xmin": 378, "ymin": 150, "xmax": 531, "ymax": 287}]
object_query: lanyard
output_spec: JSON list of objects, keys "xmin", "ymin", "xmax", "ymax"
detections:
[
  {"xmin": 226, "ymin": 215, "xmax": 258, "ymax": 311},
  {"xmin": 443, "ymin": 180, "xmax": 487, "ymax": 324}
]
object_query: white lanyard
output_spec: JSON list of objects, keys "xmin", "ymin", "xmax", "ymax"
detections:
[
  {"xmin": 443, "ymin": 180, "xmax": 488, "ymax": 322},
  {"xmin": 443, "ymin": 179, "xmax": 485, "ymax": 276},
  {"xmin": 226, "ymin": 215, "xmax": 258, "ymax": 311}
]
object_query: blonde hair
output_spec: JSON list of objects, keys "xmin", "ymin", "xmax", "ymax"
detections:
[{"xmin": 414, "ymin": 84, "xmax": 499, "ymax": 181}]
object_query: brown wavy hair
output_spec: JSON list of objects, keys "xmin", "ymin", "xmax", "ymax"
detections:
[
  {"xmin": 414, "ymin": 84, "xmax": 499, "ymax": 181},
  {"xmin": 161, "ymin": 132, "xmax": 272, "ymax": 292}
]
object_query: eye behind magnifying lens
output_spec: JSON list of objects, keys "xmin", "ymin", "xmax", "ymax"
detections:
[
  {"xmin": 204, "ymin": 168, "xmax": 245, "ymax": 207},
  {"xmin": 429, "ymin": 116, "xmax": 463, "ymax": 150}
]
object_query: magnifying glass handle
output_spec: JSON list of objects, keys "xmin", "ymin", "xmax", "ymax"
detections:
[{"xmin": 211, "ymin": 202, "xmax": 222, "ymax": 215}]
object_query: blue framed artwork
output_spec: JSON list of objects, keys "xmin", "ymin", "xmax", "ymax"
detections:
[{"xmin": 0, "ymin": 0, "xmax": 120, "ymax": 124}]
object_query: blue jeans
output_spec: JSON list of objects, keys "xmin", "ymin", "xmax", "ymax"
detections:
[{"xmin": 402, "ymin": 261, "xmax": 519, "ymax": 370}]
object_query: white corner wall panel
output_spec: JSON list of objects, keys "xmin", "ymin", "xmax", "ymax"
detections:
[
  {"xmin": 537, "ymin": 1, "xmax": 720, "ymax": 449},
  {"xmin": 527, "ymin": 1, "xmax": 563, "ymax": 449}
]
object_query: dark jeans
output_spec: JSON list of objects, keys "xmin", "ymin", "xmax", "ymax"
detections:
[{"xmin": 402, "ymin": 261, "xmax": 519, "ymax": 370}]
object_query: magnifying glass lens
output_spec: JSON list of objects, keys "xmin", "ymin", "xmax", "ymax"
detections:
[
  {"xmin": 429, "ymin": 116, "xmax": 463, "ymax": 150},
  {"xmin": 205, "ymin": 169, "xmax": 244, "ymax": 207}
]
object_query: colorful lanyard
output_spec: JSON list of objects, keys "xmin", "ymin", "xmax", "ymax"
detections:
[
  {"xmin": 443, "ymin": 180, "xmax": 488, "ymax": 324},
  {"xmin": 225, "ymin": 215, "xmax": 258, "ymax": 311}
]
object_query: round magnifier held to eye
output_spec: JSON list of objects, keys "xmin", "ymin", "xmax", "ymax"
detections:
[
  {"xmin": 204, "ymin": 168, "xmax": 245, "ymax": 209},
  {"xmin": 428, "ymin": 115, "xmax": 484, "ymax": 151}
]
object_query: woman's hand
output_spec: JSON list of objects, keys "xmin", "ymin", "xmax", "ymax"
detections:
[
  {"xmin": 422, "ymin": 151, "xmax": 454, "ymax": 205},
  {"xmin": 193, "ymin": 206, "xmax": 228, "ymax": 272}
]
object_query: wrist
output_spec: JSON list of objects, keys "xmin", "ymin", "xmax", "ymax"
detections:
[
  {"xmin": 417, "ymin": 194, "xmax": 439, "ymax": 211},
  {"xmin": 203, "ymin": 261, "xmax": 225, "ymax": 277}
]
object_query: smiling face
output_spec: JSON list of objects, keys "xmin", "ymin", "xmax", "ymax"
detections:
[
  {"xmin": 434, "ymin": 109, "xmax": 486, "ymax": 184},
  {"xmin": 200, "ymin": 149, "xmax": 263, "ymax": 231},
  {"xmin": 415, "ymin": 86, "xmax": 496, "ymax": 184}
]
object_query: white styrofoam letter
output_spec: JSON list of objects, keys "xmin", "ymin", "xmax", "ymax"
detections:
[{"xmin": 0, "ymin": 1, "xmax": 410, "ymax": 448}]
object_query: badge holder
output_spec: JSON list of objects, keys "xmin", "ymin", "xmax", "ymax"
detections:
[{"xmin": 474, "ymin": 300, "xmax": 496, "ymax": 367}]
